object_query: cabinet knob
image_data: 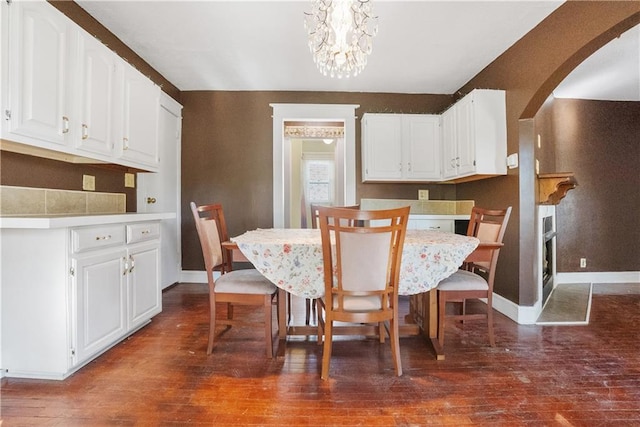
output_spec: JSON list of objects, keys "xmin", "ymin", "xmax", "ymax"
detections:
[{"xmin": 146, "ymin": 197, "xmax": 156, "ymax": 204}]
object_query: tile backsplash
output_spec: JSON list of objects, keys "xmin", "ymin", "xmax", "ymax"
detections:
[
  {"xmin": 360, "ymin": 198, "xmax": 474, "ymax": 215},
  {"xmin": 0, "ymin": 185, "xmax": 126, "ymax": 216}
]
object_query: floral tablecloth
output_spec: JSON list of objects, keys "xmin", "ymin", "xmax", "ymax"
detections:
[{"xmin": 232, "ymin": 228, "xmax": 479, "ymax": 298}]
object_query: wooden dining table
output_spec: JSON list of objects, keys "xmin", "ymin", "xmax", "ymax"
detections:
[{"xmin": 230, "ymin": 228, "xmax": 479, "ymax": 359}]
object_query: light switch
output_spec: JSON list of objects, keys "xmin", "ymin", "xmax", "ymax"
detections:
[{"xmin": 82, "ymin": 175, "xmax": 95, "ymax": 191}]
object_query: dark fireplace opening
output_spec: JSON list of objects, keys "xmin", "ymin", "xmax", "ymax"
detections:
[{"xmin": 542, "ymin": 215, "xmax": 556, "ymax": 305}]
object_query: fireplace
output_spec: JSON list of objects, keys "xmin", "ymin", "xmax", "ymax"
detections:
[{"xmin": 538, "ymin": 205, "xmax": 556, "ymax": 306}]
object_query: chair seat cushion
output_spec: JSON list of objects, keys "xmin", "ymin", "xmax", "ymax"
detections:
[
  {"xmin": 437, "ymin": 269, "xmax": 488, "ymax": 291},
  {"xmin": 215, "ymin": 269, "xmax": 277, "ymax": 295}
]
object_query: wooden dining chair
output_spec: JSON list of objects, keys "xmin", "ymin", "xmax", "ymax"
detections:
[
  {"xmin": 316, "ymin": 205, "xmax": 410, "ymax": 380},
  {"xmin": 437, "ymin": 206, "xmax": 512, "ymax": 350},
  {"xmin": 190, "ymin": 202, "xmax": 278, "ymax": 358},
  {"xmin": 298, "ymin": 203, "xmax": 361, "ymax": 326}
]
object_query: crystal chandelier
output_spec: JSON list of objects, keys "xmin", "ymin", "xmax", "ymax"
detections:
[{"xmin": 304, "ymin": 0, "xmax": 378, "ymax": 79}]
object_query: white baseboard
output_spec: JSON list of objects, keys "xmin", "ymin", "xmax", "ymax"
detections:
[
  {"xmin": 491, "ymin": 292, "xmax": 542, "ymax": 325},
  {"xmin": 556, "ymin": 271, "xmax": 640, "ymax": 284},
  {"xmin": 180, "ymin": 270, "xmax": 217, "ymax": 284}
]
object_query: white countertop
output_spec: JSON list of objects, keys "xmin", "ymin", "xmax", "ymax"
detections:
[{"xmin": 0, "ymin": 212, "xmax": 176, "ymax": 229}]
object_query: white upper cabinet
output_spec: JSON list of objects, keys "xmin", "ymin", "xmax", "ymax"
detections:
[
  {"xmin": 363, "ymin": 90, "xmax": 505, "ymax": 183},
  {"xmin": 4, "ymin": 0, "xmax": 76, "ymax": 148},
  {"xmin": 362, "ymin": 113, "xmax": 441, "ymax": 182},
  {"xmin": 115, "ymin": 62, "xmax": 160, "ymax": 168},
  {"xmin": 75, "ymin": 31, "xmax": 118, "ymax": 157},
  {"xmin": 1, "ymin": 0, "xmax": 161, "ymax": 172},
  {"xmin": 402, "ymin": 114, "xmax": 441, "ymax": 180},
  {"xmin": 362, "ymin": 114, "xmax": 403, "ymax": 180},
  {"xmin": 442, "ymin": 89, "xmax": 507, "ymax": 180}
]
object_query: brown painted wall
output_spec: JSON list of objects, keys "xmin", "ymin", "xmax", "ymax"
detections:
[
  {"xmin": 456, "ymin": 1, "xmax": 639, "ymax": 305},
  {"xmin": 536, "ymin": 98, "xmax": 640, "ymax": 272},
  {"xmin": 181, "ymin": 91, "xmax": 455, "ymax": 270}
]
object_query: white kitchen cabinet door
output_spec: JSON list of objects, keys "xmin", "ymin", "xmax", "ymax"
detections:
[
  {"xmin": 127, "ymin": 241, "xmax": 161, "ymax": 330},
  {"xmin": 403, "ymin": 114, "xmax": 441, "ymax": 180},
  {"xmin": 453, "ymin": 94, "xmax": 477, "ymax": 177},
  {"xmin": 441, "ymin": 89, "xmax": 506, "ymax": 180},
  {"xmin": 75, "ymin": 32, "xmax": 118, "ymax": 157},
  {"xmin": 441, "ymin": 107, "xmax": 458, "ymax": 179},
  {"xmin": 362, "ymin": 114, "xmax": 403, "ymax": 181},
  {"xmin": 5, "ymin": 0, "xmax": 76, "ymax": 148},
  {"xmin": 117, "ymin": 62, "xmax": 160, "ymax": 169},
  {"xmin": 362, "ymin": 113, "xmax": 440, "ymax": 182},
  {"xmin": 73, "ymin": 249, "xmax": 127, "ymax": 366},
  {"xmin": 137, "ymin": 93, "xmax": 183, "ymax": 289}
]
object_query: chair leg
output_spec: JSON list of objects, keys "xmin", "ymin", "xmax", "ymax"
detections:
[
  {"xmin": 378, "ymin": 321, "xmax": 385, "ymax": 343},
  {"xmin": 264, "ymin": 295, "xmax": 273, "ymax": 358},
  {"xmin": 389, "ymin": 315, "xmax": 402, "ymax": 376},
  {"xmin": 321, "ymin": 318, "xmax": 333, "ymax": 380},
  {"xmin": 437, "ymin": 291, "xmax": 446, "ymax": 349},
  {"xmin": 316, "ymin": 299, "xmax": 325, "ymax": 345},
  {"xmin": 487, "ymin": 304, "xmax": 495, "ymax": 347},
  {"xmin": 311, "ymin": 299, "xmax": 317, "ymax": 324},
  {"xmin": 207, "ymin": 293, "xmax": 217, "ymax": 355},
  {"xmin": 305, "ymin": 298, "xmax": 311, "ymax": 325},
  {"xmin": 287, "ymin": 292, "xmax": 292, "ymax": 324},
  {"xmin": 227, "ymin": 302, "xmax": 234, "ymax": 320}
]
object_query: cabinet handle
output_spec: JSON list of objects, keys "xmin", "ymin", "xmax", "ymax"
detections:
[
  {"xmin": 123, "ymin": 257, "xmax": 128, "ymax": 276},
  {"xmin": 456, "ymin": 156, "xmax": 460, "ymax": 167},
  {"xmin": 62, "ymin": 116, "xmax": 70, "ymax": 134},
  {"xmin": 123, "ymin": 137, "xmax": 129, "ymax": 150},
  {"xmin": 146, "ymin": 197, "xmax": 156, "ymax": 204},
  {"xmin": 129, "ymin": 255, "xmax": 135, "ymax": 273},
  {"xmin": 95, "ymin": 234, "xmax": 112, "ymax": 241},
  {"xmin": 81, "ymin": 124, "xmax": 88, "ymax": 140},
  {"xmin": 408, "ymin": 162, "xmax": 411, "ymax": 172},
  {"xmin": 398, "ymin": 163, "xmax": 402, "ymax": 172}
]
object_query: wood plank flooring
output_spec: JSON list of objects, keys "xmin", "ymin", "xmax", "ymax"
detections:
[{"xmin": 2, "ymin": 282, "xmax": 639, "ymax": 426}]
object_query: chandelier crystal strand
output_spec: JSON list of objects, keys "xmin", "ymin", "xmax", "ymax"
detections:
[{"xmin": 304, "ymin": 0, "xmax": 378, "ymax": 79}]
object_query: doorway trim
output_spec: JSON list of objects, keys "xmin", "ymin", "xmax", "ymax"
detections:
[{"xmin": 271, "ymin": 103, "xmax": 359, "ymax": 228}]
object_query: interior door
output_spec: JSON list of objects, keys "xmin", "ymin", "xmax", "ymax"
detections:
[{"xmin": 137, "ymin": 94, "xmax": 182, "ymax": 288}]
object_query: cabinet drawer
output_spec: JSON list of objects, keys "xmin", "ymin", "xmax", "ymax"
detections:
[
  {"xmin": 126, "ymin": 222, "xmax": 160, "ymax": 244},
  {"xmin": 407, "ymin": 219, "xmax": 454, "ymax": 233},
  {"xmin": 72, "ymin": 225, "xmax": 126, "ymax": 253}
]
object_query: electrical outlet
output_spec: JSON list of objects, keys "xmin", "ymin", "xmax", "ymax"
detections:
[
  {"xmin": 580, "ymin": 258, "xmax": 587, "ymax": 268},
  {"xmin": 124, "ymin": 173, "xmax": 135, "ymax": 188},
  {"xmin": 418, "ymin": 189, "xmax": 429, "ymax": 200},
  {"xmin": 82, "ymin": 175, "xmax": 95, "ymax": 191}
]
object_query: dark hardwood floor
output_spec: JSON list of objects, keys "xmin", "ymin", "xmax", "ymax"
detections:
[{"xmin": 2, "ymin": 283, "xmax": 639, "ymax": 426}]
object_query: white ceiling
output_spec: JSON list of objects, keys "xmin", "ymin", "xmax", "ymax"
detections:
[{"xmin": 76, "ymin": 1, "xmax": 639, "ymax": 101}]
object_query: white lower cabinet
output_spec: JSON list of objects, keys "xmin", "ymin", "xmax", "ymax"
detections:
[
  {"xmin": 126, "ymin": 240, "xmax": 161, "ymax": 330},
  {"xmin": 0, "ymin": 220, "xmax": 161, "ymax": 379},
  {"xmin": 407, "ymin": 217, "xmax": 454, "ymax": 233},
  {"xmin": 73, "ymin": 248, "xmax": 128, "ymax": 365}
]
